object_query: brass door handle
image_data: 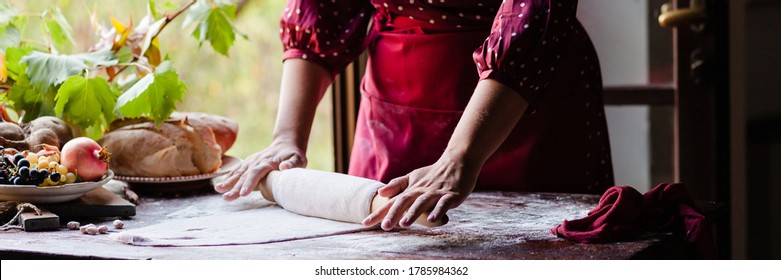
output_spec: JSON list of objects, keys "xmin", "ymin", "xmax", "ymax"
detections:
[{"xmin": 658, "ymin": 0, "xmax": 707, "ymax": 28}]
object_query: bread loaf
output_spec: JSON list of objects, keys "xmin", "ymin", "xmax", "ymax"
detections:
[
  {"xmin": 98, "ymin": 117, "xmax": 226, "ymax": 177},
  {"xmin": 170, "ymin": 112, "xmax": 238, "ymax": 155}
]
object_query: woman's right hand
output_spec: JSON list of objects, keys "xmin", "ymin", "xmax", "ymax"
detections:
[
  {"xmin": 215, "ymin": 58, "xmax": 331, "ymax": 201},
  {"xmin": 214, "ymin": 140, "xmax": 307, "ymax": 201}
]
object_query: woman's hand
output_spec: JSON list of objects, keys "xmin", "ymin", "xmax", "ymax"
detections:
[
  {"xmin": 214, "ymin": 141, "xmax": 306, "ymax": 201},
  {"xmin": 215, "ymin": 59, "xmax": 332, "ymax": 201},
  {"xmin": 362, "ymin": 79, "xmax": 529, "ymax": 230},
  {"xmin": 362, "ymin": 156, "xmax": 480, "ymax": 231}
]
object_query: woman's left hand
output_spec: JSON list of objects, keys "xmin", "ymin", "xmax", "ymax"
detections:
[
  {"xmin": 361, "ymin": 156, "xmax": 480, "ymax": 231},
  {"xmin": 362, "ymin": 79, "xmax": 529, "ymax": 231}
]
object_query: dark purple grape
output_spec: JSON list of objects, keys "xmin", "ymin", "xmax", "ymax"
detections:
[
  {"xmin": 18, "ymin": 166, "xmax": 29, "ymax": 178},
  {"xmin": 12, "ymin": 154, "xmax": 24, "ymax": 165},
  {"xmin": 50, "ymin": 172, "xmax": 61, "ymax": 182}
]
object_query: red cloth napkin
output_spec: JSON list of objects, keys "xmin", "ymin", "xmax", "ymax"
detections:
[{"xmin": 551, "ymin": 183, "xmax": 715, "ymax": 258}]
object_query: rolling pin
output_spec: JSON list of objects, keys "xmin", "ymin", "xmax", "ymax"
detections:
[{"xmin": 256, "ymin": 168, "xmax": 447, "ymax": 227}]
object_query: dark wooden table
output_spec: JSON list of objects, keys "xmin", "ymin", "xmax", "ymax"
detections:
[{"xmin": 0, "ymin": 190, "xmax": 690, "ymax": 260}]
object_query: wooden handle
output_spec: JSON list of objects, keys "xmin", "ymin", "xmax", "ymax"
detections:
[{"xmin": 256, "ymin": 170, "xmax": 278, "ymax": 203}]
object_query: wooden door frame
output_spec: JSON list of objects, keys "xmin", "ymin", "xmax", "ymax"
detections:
[
  {"xmin": 331, "ymin": 58, "xmax": 364, "ymax": 174},
  {"xmin": 672, "ymin": 0, "xmax": 731, "ymax": 259}
]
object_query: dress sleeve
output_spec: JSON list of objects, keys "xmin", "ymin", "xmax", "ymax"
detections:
[
  {"xmin": 473, "ymin": 0, "xmax": 560, "ymax": 108},
  {"xmin": 280, "ymin": 0, "xmax": 374, "ymax": 78}
]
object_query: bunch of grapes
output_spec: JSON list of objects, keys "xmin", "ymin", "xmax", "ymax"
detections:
[{"xmin": 0, "ymin": 146, "xmax": 77, "ymax": 186}]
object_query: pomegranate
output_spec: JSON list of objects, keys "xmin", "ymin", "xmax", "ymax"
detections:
[{"xmin": 60, "ymin": 137, "xmax": 110, "ymax": 181}]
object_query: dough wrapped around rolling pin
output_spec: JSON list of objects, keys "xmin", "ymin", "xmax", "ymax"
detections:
[{"xmin": 257, "ymin": 168, "xmax": 447, "ymax": 227}]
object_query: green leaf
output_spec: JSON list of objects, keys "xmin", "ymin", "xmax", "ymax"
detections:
[
  {"xmin": 116, "ymin": 73, "xmax": 139, "ymax": 91},
  {"xmin": 182, "ymin": 0, "xmax": 210, "ymax": 29},
  {"xmin": 44, "ymin": 18, "xmax": 72, "ymax": 50},
  {"xmin": 0, "ymin": 24, "xmax": 21, "ymax": 51},
  {"xmin": 84, "ymin": 125, "xmax": 105, "ymax": 140},
  {"xmin": 72, "ymin": 50, "xmax": 118, "ymax": 67},
  {"xmin": 7, "ymin": 75, "xmax": 38, "ymax": 117},
  {"xmin": 3, "ymin": 46, "xmax": 33, "ymax": 80},
  {"xmin": 115, "ymin": 70, "xmax": 186, "ymax": 124},
  {"xmin": 148, "ymin": 0, "xmax": 159, "ymax": 18},
  {"xmin": 7, "ymin": 74, "xmax": 56, "ymax": 122},
  {"xmin": 159, "ymin": 1, "xmax": 179, "ymax": 12},
  {"xmin": 20, "ymin": 50, "xmax": 118, "ymax": 90},
  {"xmin": 12, "ymin": 14, "xmax": 27, "ymax": 34},
  {"xmin": 115, "ymin": 46, "xmax": 134, "ymax": 63},
  {"xmin": 0, "ymin": 3, "xmax": 17, "ymax": 26},
  {"xmin": 188, "ymin": 0, "xmax": 245, "ymax": 56},
  {"xmin": 55, "ymin": 76, "xmax": 118, "ymax": 130},
  {"xmin": 45, "ymin": 7, "xmax": 75, "ymax": 49},
  {"xmin": 154, "ymin": 60, "xmax": 173, "ymax": 74},
  {"xmin": 198, "ymin": 7, "xmax": 234, "ymax": 55}
]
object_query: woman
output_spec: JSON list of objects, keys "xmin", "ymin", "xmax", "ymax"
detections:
[{"xmin": 216, "ymin": 0, "xmax": 613, "ymax": 231}]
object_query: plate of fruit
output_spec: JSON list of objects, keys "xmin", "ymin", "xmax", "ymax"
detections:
[{"xmin": 0, "ymin": 137, "xmax": 114, "ymax": 204}]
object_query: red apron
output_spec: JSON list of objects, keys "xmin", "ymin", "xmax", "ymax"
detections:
[
  {"xmin": 348, "ymin": 15, "xmax": 499, "ymax": 185},
  {"xmin": 348, "ymin": 14, "xmax": 612, "ymax": 194}
]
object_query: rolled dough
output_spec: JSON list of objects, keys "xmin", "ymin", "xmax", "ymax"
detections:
[
  {"xmin": 261, "ymin": 168, "xmax": 447, "ymax": 227},
  {"xmin": 263, "ymin": 168, "xmax": 383, "ymax": 224}
]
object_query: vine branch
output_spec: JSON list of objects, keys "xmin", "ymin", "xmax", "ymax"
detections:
[
  {"xmin": 154, "ymin": 0, "xmax": 198, "ymax": 42},
  {"xmin": 235, "ymin": 0, "xmax": 251, "ymax": 16}
]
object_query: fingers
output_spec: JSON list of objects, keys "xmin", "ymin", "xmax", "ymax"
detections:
[
  {"xmin": 239, "ymin": 162, "xmax": 273, "ymax": 196},
  {"xmin": 220, "ymin": 161, "xmax": 254, "ymax": 201},
  {"xmin": 214, "ymin": 172, "xmax": 241, "ymax": 193},
  {"xmin": 213, "ymin": 141, "xmax": 307, "ymax": 202},
  {"xmin": 363, "ymin": 162, "xmax": 473, "ymax": 230},
  {"xmin": 365, "ymin": 191, "xmax": 456, "ymax": 229},
  {"xmin": 215, "ymin": 152, "xmax": 304, "ymax": 201},
  {"xmin": 221, "ymin": 173, "xmax": 245, "ymax": 201},
  {"xmin": 429, "ymin": 193, "xmax": 458, "ymax": 222},
  {"xmin": 279, "ymin": 154, "xmax": 305, "ymax": 170},
  {"xmin": 214, "ymin": 165, "xmax": 249, "ymax": 200},
  {"xmin": 214, "ymin": 160, "xmax": 250, "ymax": 193},
  {"xmin": 378, "ymin": 176, "xmax": 409, "ymax": 198},
  {"xmin": 380, "ymin": 192, "xmax": 421, "ymax": 231},
  {"xmin": 399, "ymin": 193, "xmax": 440, "ymax": 228},
  {"xmin": 362, "ymin": 199, "xmax": 392, "ymax": 227}
]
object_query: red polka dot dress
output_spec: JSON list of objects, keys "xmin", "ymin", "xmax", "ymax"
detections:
[{"xmin": 280, "ymin": 0, "xmax": 614, "ymax": 194}]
